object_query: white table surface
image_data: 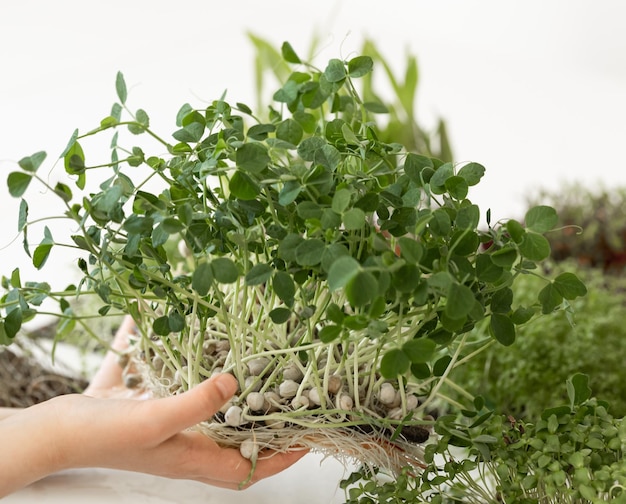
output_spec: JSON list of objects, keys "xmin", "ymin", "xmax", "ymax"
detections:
[{"xmin": 4, "ymin": 454, "xmax": 353, "ymax": 503}]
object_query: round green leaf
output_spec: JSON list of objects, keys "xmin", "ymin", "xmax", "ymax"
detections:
[
  {"xmin": 445, "ymin": 176, "xmax": 469, "ymax": 200},
  {"xmin": 525, "ymin": 205, "xmax": 558, "ymax": 233},
  {"xmin": 211, "ymin": 257, "xmax": 239, "ymax": 283},
  {"xmin": 519, "ymin": 232, "xmax": 551, "ymax": 261},
  {"xmin": 192, "ymin": 262, "xmax": 213, "ymax": 296},
  {"xmin": 457, "ymin": 162, "xmax": 485, "ymax": 186},
  {"xmin": 153, "ymin": 315, "xmax": 170, "ymax": 336},
  {"xmin": 347, "ymin": 56, "xmax": 373, "ymax": 78},
  {"xmin": 7, "ymin": 172, "xmax": 32, "ymax": 198},
  {"xmin": 538, "ymin": 282, "xmax": 563, "ymax": 314},
  {"xmin": 245, "ymin": 263, "xmax": 273, "ymax": 285},
  {"xmin": 490, "ymin": 313, "xmax": 516, "ymax": 346},
  {"xmin": 229, "ymin": 171, "xmax": 259, "ymax": 200},
  {"xmin": 281, "ymin": 41, "xmax": 301, "ymax": 63},
  {"xmin": 342, "ymin": 208, "xmax": 365, "ymax": 230},
  {"xmin": 18, "ymin": 151, "xmax": 47, "ymax": 173},
  {"xmin": 236, "ymin": 143, "xmax": 270, "ymax": 173},
  {"xmin": 445, "ymin": 283, "xmax": 475, "ymax": 320},
  {"xmin": 398, "ymin": 237, "xmax": 424, "ymax": 263},
  {"xmin": 324, "ymin": 58, "xmax": 346, "ymax": 83},
  {"xmin": 392, "ymin": 264, "xmax": 420, "ymax": 293},
  {"xmin": 345, "ymin": 270, "xmax": 378, "ymax": 307},
  {"xmin": 380, "ymin": 348, "xmax": 410, "ymax": 379},
  {"xmin": 295, "ymin": 238, "xmax": 325, "ymax": 266},
  {"xmin": 402, "ymin": 338, "xmax": 437, "ymax": 363},
  {"xmin": 490, "ymin": 246, "xmax": 518, "ymax": 268},
  {"xmin": 276, "ymin": 118, "xmax": 303, "ymax": 146},
  {"xmin": 506, "ymin": 219, "xmax": 526, "ymax": 244},
  {"xmin": 269, "ymin": 307, "xmax": 292, "ymax": 324},
  {"xmin": 553, "ymin": 272, "xmax": 587, "ymax": 300},
  {"xmin": 273, "ymin": 271, "xmax": 296, "ymax": 303},
  {"xmin": 433, "ymin": 355, "xmax": 452, "ymax": 377},
  {"xmin": 319, "ymin": 324, "xmax": 343, "ymax": 343}
]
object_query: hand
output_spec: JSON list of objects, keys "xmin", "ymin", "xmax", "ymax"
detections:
[
  {"xmin": 0, "ymin": 317, "xmax": 307, "ymax": 497},
  {"xmin": 54, "ymin": 373, "xmax": 307, "ymax": 488}
]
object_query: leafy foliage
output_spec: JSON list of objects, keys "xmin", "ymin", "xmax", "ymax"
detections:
[{"xmin": 342, "ymin": 374, "xmax": 626, "ymax": 503}]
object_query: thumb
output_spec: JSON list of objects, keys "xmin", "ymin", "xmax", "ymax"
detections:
[{"xmin": 145, "ymin": 373, "xmax": 238, "ymax": 438}]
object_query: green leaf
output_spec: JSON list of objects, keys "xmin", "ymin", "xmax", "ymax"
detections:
[
  {"xmin": 229, "ymin": 171, "xmax": 259, "ymax": 200},
  {"xmin": 18, "ymin": 151, "xmax": 47, "ymax": 173},
  {"xmin": 446, "ymin": 283, "xmax": 475, "ymax": 319},
  {"xmin": 115, "ymin": 71, "xmax": 128, "ymax": 103},
  {"xmin": 553, "ymin": 272, "xmax": 587, "ymax": 300},
  {"xmin": 275, "ymin": 118, "xmax": 303, "ymax": 146},
  {"xmin": 4, "ymin": 308, "xmax": 23, "ymax": 338},
  {"xmin": 433, "ymin": 355, "xmax": 452, "ymax": 377},
  {"xmin": 404, "ymin": 153, "xmax": 434, "ymax": 184},
  {"xmin": 18, "ymin": 199, "xmax": 28, "ymax": 232},
  {"xmin": 236, "ymin": 143, "xmax": 270, "ymax": 173},
  {"xmin": 281, "ymin": 41, "xmax": 301, "ymax": 63},
  {"xmin": 567, "ymin": 373, "xmax": 591, "ymax": 408},
  {"xmin": 445, "ymin": 176, "xmax": 468, "ymax": 200},
  {"xmin": 392, "ymin": 264, "xmax": 420, "ymax": 293},
  {"xmin": 128, "ymin": 109, "xmax": 150, "ymax": 134},
  {"xmin": 506, "ymin": 219, "xmax": 526, "ymax": 243},
  {"xmin": 342, "ymin": 208, "xmax": 365, "ymax": 230},
  {"xmin": 346, "ymin": 271, "xmax": 378, "ymax": 307},
  {"xmin": 519, "ymin": 232, "xmax": 551, "ymax": 261},
  {"xmin": 273, "ymin": 271, "xmax": 295, "ymax": 304},
  {"xmin": 457, "ymin": 162, "xmax": 485, "ymax": 186},
  {"xmin": 245, "ymin": 263, "xmax": 273, "ymax": 285},
  {"xmin": 538, "ymin": 282, "xmax": 563, "ymax": 314},
  {"xmin": 490, "ymin": 246, "xmax": 518, "ymax": 268},
  {"xmin": 490, "ymin": 313, "xmax": 516, "ymax": 346},
  {"xmin": 192, "ymin": 262, "xmax": 213, "ymax": 296},
  {"xmin": 347, "ymin": 56, "xmax": 373, "ymax": 78},
  {"xmin": 319, "ymin": 324, "xmax": 343, "ymax": 343},
  {"xmin": 295, "ymin": 239, "xmax": 325, "ymax": 266},
  {"xmin": 525, "ymin": 205, "xmax": 558, "ymax": 233},
  {"xmin": 398, "ymin": 237, "xmax": 423, "ymax": 263},
  {"xmin": 153, "ymin": 315, "xmax": 170, "ymax": 336},
  {"xmin": 402, "ymin": 338, "xmax": 437, "ymax": 363},
  {"xmin": 332, "ymin": 188, "xmax": 352, "ymax": 213},
  {"xmin": 211, "ymin": 257, "xmax": 239, "ymax": 283},
  {"xmin": 7, "ymin": 172, "xmax": 32, "ymax": 197},
  {"xmin": 269, "ymin": 307, "xmax": 291, "ymax": 324},
  {"xmin": 32, "ymin": 226, "xmax": 54, "ymax": 269},
  {"xmin": 324, "ymin": 58, "xmax": 346, "ymax": 83},
  {"xmin": 380, "ymin": 348, "xmax": 410, "ymax": 379}
]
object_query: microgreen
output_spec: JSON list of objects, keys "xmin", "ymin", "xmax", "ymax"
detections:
[{"xmin": 1, "ymin": 40, "xmax": 585, "ymax": 478}]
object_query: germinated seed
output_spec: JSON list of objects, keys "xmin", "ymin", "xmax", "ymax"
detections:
[
  {"xmin": 247, "ymin": 357, "xmax": 269, "ymax": 376},
  {"xmin": 378, "ymin": 383, "xmax": 396, "ymax": 405},
  {"xmin": 278, "ymin": 380, "xmax": 299, "ymax": 398},
  {"xmin": 327, "ymin": 374, "xmax": 342, "ymax": 395},
  {"xmin": 246, "ymin": 392, "xmax": 265, "ymax": 411},
  {"xmin": 338, "ymin": 394, "xmax": 354, "ymax": 411},
  {"xmin": 123, "ymin": 373, "xmax": 142, "ymax": 389},
  {"xmin": 244, "ymin": 375, "xmax": 262, "ymax": 392},
  {"xmin": 239, "ymin": 438, "xmax": 258, "ymax": 460},
  {"xmin": 308, "ymin": 388, "xmax": 321, "ymax": 406},
  {"xmin": 406, "ymin": 394, "xmax": 419, "ymax": 410},
  {"xmin": 224, "ymin": 405, "xmax": 244, "ymax": 427},
  {"xmin": 282, "ymin": 363, "xmax": 303, "ymax": 382},
  {"xmin": 291, "ymin": 395, "xmax": 310, "ymax": 409},
  {"xmin": 263, "ymin": 391, "xmax": 281, "ymax": 412}
]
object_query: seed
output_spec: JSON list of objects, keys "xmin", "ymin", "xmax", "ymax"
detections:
[
  {"xmin": 215, "ymin": 340, "xmax": 230, "ymax": 353},
  {"xmin": 123, "ymin": 373, "xmax": 142, "ymax": 389},
  {"xmin": 378, "ymin": 383, "xmax": 396, "ymax": 405},
  {"xmin": 116, "ymin": 352, "xmax": 130, "ymax": 368},
  {"xmin": 219, "ymin": 395, "xmax": 238, "ymax": 414},
  {"xmin": 282, "ymin": 362, "xmax": 303, "ymax": 382},
  {"xmin": 245, "ymin": 376, "xmax": 262, "ymax": 392},
  {"xmin": 151, "ymin": 355, "xmax": 164, "ymax": 372},
  {"xmin": 239, "ymin": 438, "xmax": 258, "ymax": 460},
  {"xmin": 327, "ymin": 374, "xmax": 342, "ymax": 395},
  {"xmin": 388, "ymin": 407, "xmax": 404, "ymax": 420},
  {"xmin": 406, "ymin": 394, "xmax": 419, "ymax": 410},
  {"xmin": 224, "ymin": 405, "xmax": 244, "ymax": 427},
  {"xmin": 246, "ymin": 392, "xmax": 266, "ymax": 411},
  {"xmin": 278, "ymin": 380, "xmax": 299, "ymax": 398},
  {"xmin": 308, "ymin": 388, "xmax": 322, "ymax": 406},
  {"xmin": 338, "ymin": 394, "xmax": 354, "ymax": 411},
  {"xmin": 291, "ymin": 395, "xmax": 310, "ymax": 409},
  {"xmin": 263, "ymin": 391, "xmax": 282, "ymax": 412},
  {"xmin": 247, "ymin": 357, "xmax": 270, "ymax": 376}
]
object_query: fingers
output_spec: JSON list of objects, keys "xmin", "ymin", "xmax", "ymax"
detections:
[{"xmin": 143, "ymin": 374, "xmax": 238, "ymax": 439}]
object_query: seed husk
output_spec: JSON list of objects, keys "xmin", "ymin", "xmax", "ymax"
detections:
[
  {"xmin": 247, "ymin": 357, "xmax": 270, "ymax": 377},
  {"xmin": 224, "ymin": 405, "xmax": 244, "ymax": 427},
  {"xmin": 239, "ymin": 438, "xmax": 258, "ymax": 460},
  {"xmin": 246, "ymin": 392, "xmax": 266, "ymax": 411},
  {"xmin": 278, "ymin": 379, "xmax": 299, "ymax": 398},
  {"xmin": 327, "ymin": 374, "xmax": 342, "ymax": 395}
]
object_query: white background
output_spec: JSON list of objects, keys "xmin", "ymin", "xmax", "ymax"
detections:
[
  {"xmin": 2, "ymin": 0, "xmax": 626, "ymax": 292},
  {"xmin": 1, "ymin": 1, "xmax": 626, "ymax": 501}
]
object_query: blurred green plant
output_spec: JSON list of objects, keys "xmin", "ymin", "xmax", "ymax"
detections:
[
  {"xmin": 248, "ymin": 33, "xmax": 453, "ymax": 162},
  {"xmin": 445, "ymin": 262, "xmax": 626, "ymax": 419},
  {"xmin": 342, "ymin": 374, "xmax": 626, "ymax": 503},
  {"xmin": 529, "ymin": 184, "xmax": 626, "ymax": 272}
]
